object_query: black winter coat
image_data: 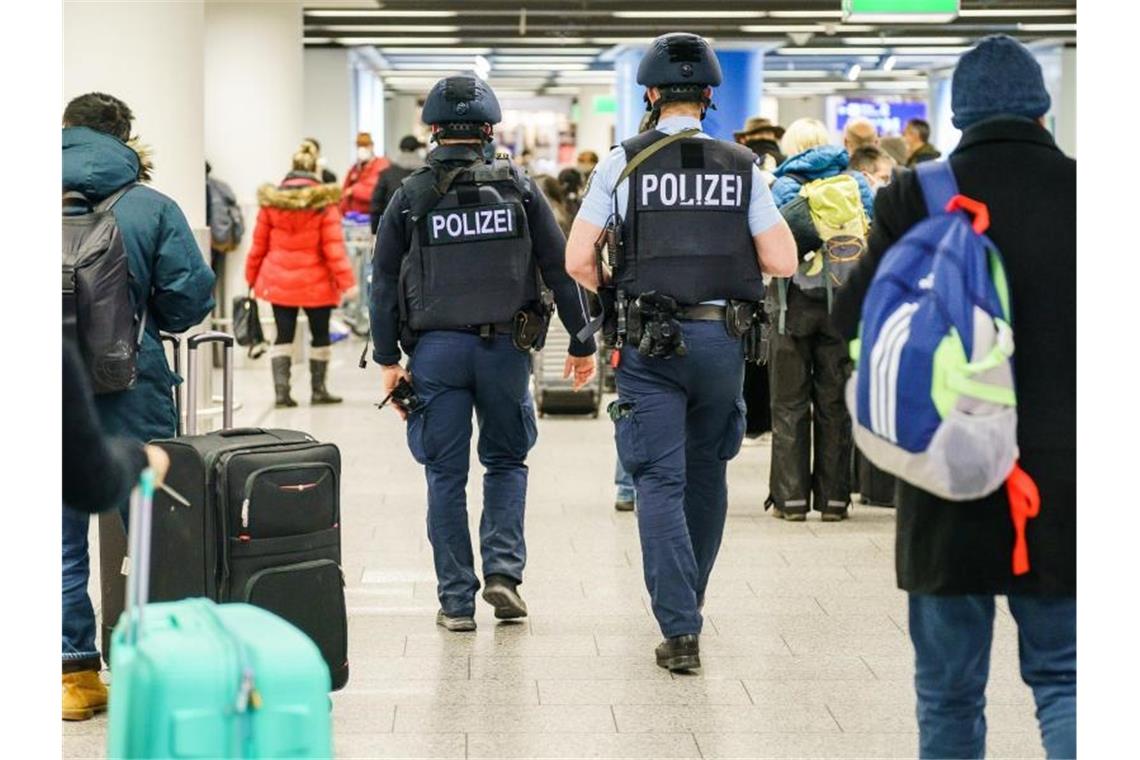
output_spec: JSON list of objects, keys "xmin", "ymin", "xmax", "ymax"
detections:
[
  {"xmin": 369, "ymin": 162, "xmax": 417, "ymax": 234},
  {"xmin": 832, "ymin": 117, "xmax": 1076, "ymax": 597}
]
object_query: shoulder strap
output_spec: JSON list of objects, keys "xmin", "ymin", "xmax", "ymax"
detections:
[
  {"xmin": 782, "ymin": 171, "xmax": 810, "ymax": 187},
  {"xmin": 915, "ymin": 161, "xmax": 959, "ymax": 218},
  {"xmin": 403, "ymin": 162, "xmax": 475, "ymax": 223},
  {"xmin": 95, "ymin": 183, "xmax": 137, "ymax": 213},
  {"xmin": 616, "ymin": 128, "xmax": 700, "ymax": 188}
]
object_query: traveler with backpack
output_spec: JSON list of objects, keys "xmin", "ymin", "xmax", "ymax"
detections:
[
  {"xmin": 61, "ymin": 92, "xmax": 215, "ymax": 720},
  {"xmin": 245, "ymin": 142, "xmax": 357, "ymax": 408},
  {"xmin": 205, "ymin": 161, "xmax": 244, "ymax": 314},
  {"xmin": 832, "ymin": 35, "xmax": 1075, "ymax": 759},
  {"xmin": 765, "ymin": 119, "xmax": 874, "ymax": 522}
]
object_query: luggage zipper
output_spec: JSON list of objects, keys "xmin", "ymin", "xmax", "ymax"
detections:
[
  {"xmin": 215, "ymin": 442, "xmax": 336, "ymax": 592},
  {"xmin": 239, "ymin": 461, "xmax": 340, "ymax": 534}
]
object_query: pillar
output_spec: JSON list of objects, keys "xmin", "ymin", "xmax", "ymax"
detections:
[
  {"xmin": 574, "ymin": 85, "xmax": 617, "ymax": 154},
  {"xmin": 204, "ymin": 0, "xmax": 304, "ymax": 364},
  {"xmin": 63, "ymin": 0, "xmax": 206, "ymax": 225},
  {"xmin": 304, "ymin": 48, "xmax": 356, "ymax": 176}
]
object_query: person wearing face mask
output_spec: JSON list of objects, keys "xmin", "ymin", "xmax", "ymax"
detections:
[
  {"xmin": 848, "ymin": 145, "xmax": 895, "ymax": 195},
  {"xmin": 340, "ymin": 132, "xmax": 389, "ymax": 219}
]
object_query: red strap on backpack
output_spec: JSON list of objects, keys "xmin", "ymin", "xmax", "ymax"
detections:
[
  {"xmin": 946, "ymin": 195, "xmax": 990, "ymax": 234},
  {"xmin": 610, "ymin": 349, "xmax": 621, "ymax": 369},
  {"xmin": 1006, "ymin": 462, "xmax": 1041, "ymax": 576}
]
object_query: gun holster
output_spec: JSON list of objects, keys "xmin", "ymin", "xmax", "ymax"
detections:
[
  {"xmin": 726, "ymin": 299, "xmax": 769, "ymax": 365},
  {"xmin": 628, "ymin": 293, "xmax": 687, "ymax": 359},
  {"xmin": 512, "ymin": 301, "xmax": 551, "ymax": 352}
]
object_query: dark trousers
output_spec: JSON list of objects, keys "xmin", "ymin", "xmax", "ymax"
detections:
[
  {"xmin": 271, "ymin": 305, "xmax": 332, "ymax": 347},
  {"xmin": 614, "ymin": 321, "xmax": 747, "ymax": 638},
  {"xmin": 767, "ymin": 296, "xmax": 852, "ymax": 512},
  {"xmin": 62, "ymin": 506, "xmax": 101, "ymax": 671},
  {"xmin": 405, "ymin": 331, "xmax": 537, "ymax": 617},
  {"xmin": 909, "ymin": 594, "xmax": 1077, "ymax": 759}
]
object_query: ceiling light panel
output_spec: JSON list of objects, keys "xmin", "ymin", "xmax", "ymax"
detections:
[
  {"xmin": 612, "ymin": 10, "xmax": 767, "ymax": 18},
  {"xmin": 739, "ymin": 24, "xmax": 876, "ymax": 33},
  {"xmin": 305, "ymin": 25, "xmax": 460, "ymax": 33},
  {"xmin": 960, "ymin": 8, "xmax": 1075, "ymax": 17},
  {"xmin": 306, "ymin": 10, "xmax": 459, "ymax": 18}
]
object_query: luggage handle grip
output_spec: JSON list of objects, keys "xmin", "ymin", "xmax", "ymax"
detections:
[
  {"xmin": 124, "ymin": 469, "xmax": 157, "ymax": 645},
  {"xmin": 160, "ymin": 333, "xmax": 183, "ymax": 435},
  {"xmin": 218, "ymin": 427, "xmax": 268, "ymax": 438},
  {"xmin": 187, "ymin": 331, "xmax": 235, "ymax": 350},
  {"xmin": 185, "ymin": 330, "xmax": 235, "ymax": 435}
]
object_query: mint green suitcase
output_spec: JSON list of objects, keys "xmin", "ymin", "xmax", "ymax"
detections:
[{"xmin": 107, "ymin": 471, "xmax": 333, "ymax": 759}]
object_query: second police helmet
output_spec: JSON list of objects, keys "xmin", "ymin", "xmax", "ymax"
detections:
[
  {"xmin": 421, "ymin": 75, "xmax": 502, "ymax": 142},
  {"xmin": 637, "ymin": 33, "xmax": 722, "ymax": 114}
]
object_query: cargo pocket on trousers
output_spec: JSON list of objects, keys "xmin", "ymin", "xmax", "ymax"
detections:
[
  {"xmin": 610, "ymin": 400, "xmax": 648, "ymax": 475},
  {"xmin": 717, "ymin": 398, "xmax": 748, "ymax": 461},
  {"xmin": 406, "ymin": 406, "xmax": 432, "ymax": 465},
  {"xmin": 519, "ymin": 397, "xmax": 539, "ymax": 455}
]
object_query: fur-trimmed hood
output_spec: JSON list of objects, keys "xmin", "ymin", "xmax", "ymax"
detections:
[
  {"xmin": 257, "ymin": 176, "xmax": 342, "ymax": 210},
  {"xmin": 62, "ymin": 126, "xmax": 153, "ymax": 199}
]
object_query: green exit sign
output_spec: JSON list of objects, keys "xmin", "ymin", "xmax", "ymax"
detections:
[
  {"xmin": 593, "ymin": 94, "xmax": 617, "ymax": 115},
  {"xmin": 843, "ymin": 0, "xmax": 960, "ymax": 23}
]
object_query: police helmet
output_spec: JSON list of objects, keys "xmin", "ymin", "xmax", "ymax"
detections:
[
  {"xmin": 421, "ymin": 75, "xmax": 502, "ymax": 143},
  {"xmin": 637, "ymin": 33, "xmax": 721, "ymax": 112}
]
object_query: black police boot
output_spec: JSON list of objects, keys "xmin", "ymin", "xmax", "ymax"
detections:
[
  {"xmin": 656, "ymin": 634, "xmax": 701, "ymax": 672},
  {"xmin": 271, "ymin": 355, "xmax": 297, "ymax": 408},
  {"xmin": 482, "ymin": 575, "xmax": 528, "ymax": 620},
  {"xmin": 614, "ymin": 498, "xmax": 635, "ymax": 512},
  {"xmin": 309, "ymin": 354, "xmax": 342, "ymax": 405}
]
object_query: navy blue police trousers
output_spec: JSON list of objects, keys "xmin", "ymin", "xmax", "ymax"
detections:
[
  {"xmin": 405, "ymin": 331, "xmax": 537, "ymax": 617},
  {"xmin": 613, "ymin": 321, "xmax": 748, "ymax": 637}
]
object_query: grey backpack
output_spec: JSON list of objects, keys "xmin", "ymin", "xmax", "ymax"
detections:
[
  {"xmin": 62, "ymin": 185, "xmax": 142, "ymax": 394},
  {"xmin": 207, "ymin": 176, "xmax": 245, "ymax": 252}
]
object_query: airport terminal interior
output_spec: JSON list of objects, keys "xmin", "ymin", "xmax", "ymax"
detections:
[{"xmin": 60, "ymin": 1, "xmax": 1077, "ymax": 758}]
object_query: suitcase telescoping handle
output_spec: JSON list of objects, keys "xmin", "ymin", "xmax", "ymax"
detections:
[
  {"xmin": 123, "ymin": 468, "xmax": 157, "ymax": 645},
  {"xmin": 185, "ymin": 331, "xmax": 234, "ymax": 435},
  {"xmin": 159, "ymin": 332, "xmax": 183, "ymax": 436}
]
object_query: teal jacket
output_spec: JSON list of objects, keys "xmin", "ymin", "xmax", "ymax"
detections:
[{"xmin": 62, "ymin": 126, "xmax": 215, "ymax": 441}]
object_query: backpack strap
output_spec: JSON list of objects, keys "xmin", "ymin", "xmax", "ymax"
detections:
[
  {"xmin": 95, "ymin": 183, "xmax": 137, "ymax": 213},
  {"xmin": 915, "ymin": 161, "xmax": 959, "ymax": 218}
]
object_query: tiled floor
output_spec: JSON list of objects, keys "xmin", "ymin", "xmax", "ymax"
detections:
[{"xmin": 64, "ymin": 340, "xmax": 1046, "ymax": 759}]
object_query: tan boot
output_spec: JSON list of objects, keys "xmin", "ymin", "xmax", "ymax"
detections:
[{"xmin": 62, "ymin": 670, "xmax": 108, "ymax": 721}]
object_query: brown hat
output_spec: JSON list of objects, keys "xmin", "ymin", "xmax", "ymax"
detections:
[
  {"xmin": 734, "ymin": 116, "xmax": 785, "ymax": 140},
  {"xmin": 355, "ymin": 132, "xmax": 374, "ymax": 147}
]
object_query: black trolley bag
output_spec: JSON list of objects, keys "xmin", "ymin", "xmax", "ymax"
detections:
[{"xmin": 102, "ymin": 331, "xmax": 349, "ymax": 690}]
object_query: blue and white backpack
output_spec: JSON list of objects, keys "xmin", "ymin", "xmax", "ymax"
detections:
[{"xmin": 846, "ymin": 161, "xmax": 1018, "ymax": 501}]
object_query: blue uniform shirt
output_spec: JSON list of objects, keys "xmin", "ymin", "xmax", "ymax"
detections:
[{"xmin": 577, "ymin": 115, "xmax": 783, "ymax": 235}]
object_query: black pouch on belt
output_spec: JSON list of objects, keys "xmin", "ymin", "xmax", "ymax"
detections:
[
  {"xmin": 725, "ymin": 300, "xmax": 758, "ymax": 338},
  {"xmin": 512, "ymin": 304, "xmax": 550, "ymax": 352}
]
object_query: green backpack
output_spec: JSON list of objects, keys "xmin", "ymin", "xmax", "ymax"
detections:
[{"xmin": 775, "ymin": 173, "xmax": 869, "ymax": 333}]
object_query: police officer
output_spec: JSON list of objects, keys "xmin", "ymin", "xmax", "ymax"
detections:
[
  {"xmin": 566, "ymin": 33, "xmax": 797, "ymax": 670},
  {"xmin": 372, "ymin": 75, "xmax": 597, "ymax": 632}
]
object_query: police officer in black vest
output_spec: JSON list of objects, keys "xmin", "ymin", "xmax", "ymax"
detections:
[
  {"xmin": 371, "ymin": 75, "xmax": 597, "ymax": 632},
  {"xmin": 566, "ymin": 34, "xmax": 797, "ymax": 670}
]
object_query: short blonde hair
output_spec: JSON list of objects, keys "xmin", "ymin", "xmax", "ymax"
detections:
[{"xmin": 781, "ymin": 118, "xmax": 831, "ymax": 157}]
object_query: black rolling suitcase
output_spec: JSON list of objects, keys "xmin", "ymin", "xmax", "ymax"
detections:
[
  {"xmin": 102, "ymin": 331, "xmax": 349, "ymax": 690},
  {"xmin": 854, "ymin": 449, "xmax": 897, "ymax": 508}
]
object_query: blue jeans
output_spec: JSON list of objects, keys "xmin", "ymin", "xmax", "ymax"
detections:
[
  {"xmin": 615, "ymin": 458, "xmax": 635, "ymax": 504},
  {"xmin": 909, "ymin": 594, "xmax": 1077, "ymax": 759},
  {"xmin": 614, "ymin": 321, "xmax": 747, "ymax": 638},
  {"xmin": 62, "ymin": 506, "xmax": 101, "ymax": 670},
  {"xmin": 406, "ymin": 331, "xmax": 537, "ymax": 617}
]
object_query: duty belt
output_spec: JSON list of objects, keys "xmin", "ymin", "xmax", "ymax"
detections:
[
  {"xmin": 448, "ymin": 321, "xmax": 515, "ymax": 337},
  {"xmin": 675, "ymin": 304, "xmax": 727, "ymax": 322}
]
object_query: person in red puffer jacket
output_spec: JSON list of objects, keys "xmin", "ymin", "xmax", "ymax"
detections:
[
  {"xmin": 340, "ymin": 131, "xmax": 389, "ymax": 218},
  {"xmin": 246, "ymin": 142, "xmax": 357, "ymax": 407}
]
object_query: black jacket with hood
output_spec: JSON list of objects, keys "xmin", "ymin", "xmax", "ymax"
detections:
[{"xmin": 832, "ymin": 117, "xmax": 1075, "ymax": 597}]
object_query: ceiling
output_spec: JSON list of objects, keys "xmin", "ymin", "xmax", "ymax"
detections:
[{"xmin": 303, "ymin": 1, "xmax": 1076, "ymax": 99}]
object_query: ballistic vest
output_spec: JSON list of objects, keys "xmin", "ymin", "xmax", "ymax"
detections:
[
  {"xmin": 400, "ymin": 152, "xmax": 538, "ymax": 332},
  {"xmin": 616, "ymin": 130, "xmax": 764, "ymax": 304}
]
